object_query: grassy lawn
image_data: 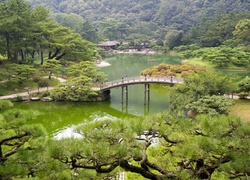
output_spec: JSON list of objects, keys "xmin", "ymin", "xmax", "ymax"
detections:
[
  {"xmin": 229, "ymin": 99, "xmax": 250, "ymax": 122},
  {"xmin": 184, "ymin": 57, "xmax": 248, "ymax": 71},
  {"xmin": 182, "ymin": 57, "xmax": 215, "ymax": 68}
]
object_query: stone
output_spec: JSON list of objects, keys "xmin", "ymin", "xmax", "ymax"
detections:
[
  {"xmin": 41, "ymin": 97, "xmax": 53, "ymax": 102},
  {"xmin": 30, "ymin": 97, "xmax": 40, "ymax": 101}
]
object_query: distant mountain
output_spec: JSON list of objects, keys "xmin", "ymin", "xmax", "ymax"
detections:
[{"xmin": 26, "ymin": 0, "xmax": 249, "ymax": 31}]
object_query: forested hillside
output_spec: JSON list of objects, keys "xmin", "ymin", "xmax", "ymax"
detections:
[{"xmin": 27, "ymin": 0, "xmax": 249, "ymax": 31}]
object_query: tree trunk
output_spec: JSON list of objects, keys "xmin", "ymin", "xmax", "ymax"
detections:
[
  {"xmin": 49, "ymin": 48, "xmax": 61, "ymax": 59},
  {"xmin": 20, "ymin": 49, "xmax": 25, "ymax": 62},
  {"xmin": 119, "ymin": 160, "xmax": 160, "ymax": 180},
  {"xmin": 48, "ymin": 51, "xmax": 52, "ymax": 59},
  {"xmin": 55, "ymin": 52, "xmax": 66, "ymax": 60},
  {"xmin": 32, "ymin": 50, "xmax": 35, "ymax": 58},
  {"xmin": 5, "ymin": 33, "xmax": 12, "ymax": 62},
  {"xmin": 14, "ymin": 51, "xmax": 18, "ymax": 64},
  {"xmin": 40, "ymin": 50, "xmax": 44, "ymax": 65},
  {"xmin": 49, "ymin": 71, "xmax": 52, "ymax": 79}
]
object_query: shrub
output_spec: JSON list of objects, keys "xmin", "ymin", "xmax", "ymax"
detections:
[
  {"xmin": 38, "ymin": 79, "xmax": 50, "ymax": 88},
  {"xmin": 33, "ymin": 76, "xmax": 42, "ymax": 83}
]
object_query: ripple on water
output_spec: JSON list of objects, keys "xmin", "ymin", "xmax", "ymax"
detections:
[{"xmin": 53, "ymin": 113, "xmax": 118, "ymax": 140}]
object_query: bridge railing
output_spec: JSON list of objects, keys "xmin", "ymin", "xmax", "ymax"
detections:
[{"xmin": 95, "ymin": 76, "xmax": 182, "ymax": 90}]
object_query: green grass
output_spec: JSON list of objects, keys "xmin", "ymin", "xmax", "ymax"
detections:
[
  {"xmin": 182, "ymin": 57, "xmax": 214, "ymax": 67},
  {"xmin": 185, "ymin": 57, "xmax": 248, "ymax": 71},
  {"xmin": 229, "ymin": 99, "xmax": 250, "ymax": 122}
]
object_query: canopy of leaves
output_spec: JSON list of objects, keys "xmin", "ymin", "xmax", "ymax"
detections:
[
  {"xmin": 182, "ymin": 13, "xmax": 250, "ymax": 47},
  {"xmin": 186, "ymin": 95, "xmax": 234, "ymax": 116},
  {"xmin": 140, "ymin": 63, "xmax": 205, "ymax": 77},
  {"xmin": 49, "ymin": 113, "xmax": 250, "ymax": 179},
  {"xmin": 51, "ymin": 61, "xmax": 106, "ymax": 101},
  {"xmin": 0, "ymin": 0, "xmax": 95, "ymax": 64},
  {"xmin": 236, "ymin": 76, "xmax": 250, "ymax": 98},
  {"xmin": 237, "ymin": 76, "xmax": 250, "ymax": 93},
  {"xmin": 170, "ymin": 70, "xmax": 237, "ymax": 116},
  {"xmin": 4, "ymin": 64, "xmax": 37, "ymax": 84},
  {"xmin": 0, "ymin": 100, "xmax": 47, "ymax": 179},
  {"xmin": 27, "ymin": 0, "xmax": 250, "ymax": 32},
  {"xmin": 165, "ymin": 30, "xmax": 183, "ymax": 50},
  {"xmin": 66, "ymin": 61, "xmax": 106, "ymax": 83},
  {"xmin": 41, "ymin": 59, "xmax": 62, "ymax": 79},
  {"xmin": 233, "ymin": 18, "xmax": 250, "ymax": 44},
  {"xmin": 179, "ymin": 46, "xmax": 250, "ymax": 68},
  {"xmin": 25, "ymin": 0, "xmax": 250, "ymax": 46},
  {"xmin": 51, "ymin": 75, "xmax": 99, "ymax": 101}
]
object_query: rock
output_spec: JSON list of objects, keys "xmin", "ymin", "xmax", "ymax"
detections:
[
  {"xmin": 41, "ymin": 97, "xmax": 53, "ymax": 102},
  {"xmin": 21, "ymin": 96, "xmax": 30, "ymax": 101},
  {"xmin": 96, "ymin": 97, "xmax": 103, "ymax": 102},
  {"xmin": 187, "ymin": 110, "xmax": 198, "ymax": 118},
  {"xmin": 30, "ymin": 97, "xmax": 40, "ymax": 101}
]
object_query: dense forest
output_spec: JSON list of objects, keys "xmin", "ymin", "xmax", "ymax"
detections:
[
  {"xmin": 25, "ymin": 0, "xmax": 250, "ymax": 43},
  {"xmin": 26, "ymin": 0, "xmax": 249, "ymax": 29}
]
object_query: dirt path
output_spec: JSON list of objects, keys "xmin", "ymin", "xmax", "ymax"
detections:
[
  {"xmin": 0, "ymin": 87, "xmax": 54, "ymax": 100},
  {"xmin": 0, "ymin": 77, "xmax": 67, "ymax": 100}
]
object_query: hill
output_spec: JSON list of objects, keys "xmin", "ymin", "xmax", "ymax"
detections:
[{"xmin": 27, "ymin": 0, "xmax": 249, "ymax": 32}]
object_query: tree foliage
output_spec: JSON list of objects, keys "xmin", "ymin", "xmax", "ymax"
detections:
[
  {"xmin": 4, "ymin": 64, "xmax": 37, "ymax": 84},
  {"xmin": 164, "ymin": 30, "xmax": 183, "ymax": 50},
  {"xmin": 41, "ymin": 59, "xmax": 62, "ymax": 79},
  {"xmin": 186, "ymin": 95, "xmax": 233, "ymax": 116},
  {"xmin": 179, "ymin": 70, "xmax": 235, "ymax": 97},
  {"xmin": 0, "ymin": 0, "xmax": 95, "ymax": 64},
  {"xmin": 26, "ymin": 0, "xmax": 250, "ymax": 44},
  {"xmin": 49, "ymin": 113, "xmax": 250, "ymax": 179},
  {"xmin": 170, "ymin": 70, "xmax": 236, "ymax": 116},
  {"xmin": 0, "ymin": 0, "xmax": 33, "ymax": 62},
  {"xmin": 0, "ymin": 100, "xmax": 47, "ymax": 179},
  {"xmin": 179, "ymin": 46, "xmax": 250, "ymax": 68},
  {"xmin": 51, "ymin": 61, "xmax": 106, "ymax": 101},
  {"xmin": 51, "ymin": 75, "xmax": 99, "ymax": 101},
  {"xmin": 236, "ymin": 76, "xmax": 250, "ymax": 99},
  {"xmin": 67, "ymin": 61, "xmax": 106, "ymax": 82},
  {"xmin": 233, "ymin": 19, "xmax": 250, "ymax": 44},
  {"xmin": 27, "ymin": 0, "xmax": 250, "ymax": 32},
  {"xmin": 140, "ymin": 63, "xmax": 205, "ymax": 77},
  {"xmin": 183, "ymin": 13, "xmax": 250, "ymax": 47}
]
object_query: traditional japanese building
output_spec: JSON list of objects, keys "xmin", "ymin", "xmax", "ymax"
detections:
[{"xmin": 97, "ymin": 41, "xmax": 119, "ymax": 50}]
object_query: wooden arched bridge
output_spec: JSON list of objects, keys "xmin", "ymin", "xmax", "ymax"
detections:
[{"xmin": 95, "ymin": 76, "xmax": 182, "ymax": 105}]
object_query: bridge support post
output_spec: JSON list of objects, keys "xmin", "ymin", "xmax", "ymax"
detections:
[
  {"xmin": 126, "ymin": 86, "xmax": 128, "ymax": 102},
  {"xmin": 144, "ymin": 84, "xmax": 150, "ymax": 105},
  {"xmin": 121, "ymin": 86, "xmax": 128, "ymax": 104},
  {"xmin": 148, "ymin": 84, "xmax": 150, "ymax": 102}
]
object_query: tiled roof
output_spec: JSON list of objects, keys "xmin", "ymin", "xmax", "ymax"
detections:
[{"xmin": 97, "ymin": 41, "xmax": 119, "ymax": 46}]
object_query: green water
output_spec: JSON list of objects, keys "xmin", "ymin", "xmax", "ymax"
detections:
[
  {"xmin": 15, "ymin": 54, "xmax": 182, "ymax": 138},
  {"xmin": 14, "ymin": 101, "xmax": 137, "ymax": 138}
]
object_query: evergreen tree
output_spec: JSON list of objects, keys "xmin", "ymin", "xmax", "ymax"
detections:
[{"xmin": 0, "ymin": 100, "xmax": 47, "ymax": 179}]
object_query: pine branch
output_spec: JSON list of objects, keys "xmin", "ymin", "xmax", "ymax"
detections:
[{"xmin": 0, "ymin": 132, "xmax": 30, "ymax": 145}]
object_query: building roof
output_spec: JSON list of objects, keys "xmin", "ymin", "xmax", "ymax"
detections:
[{"xmin": 97, "ymin": 41, "xmax": 119, "ymax": 47}]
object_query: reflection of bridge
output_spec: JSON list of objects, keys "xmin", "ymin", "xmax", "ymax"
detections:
[{"xmin": 95, "ymin": 76, "xmax": 182, "ymax": 105}]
